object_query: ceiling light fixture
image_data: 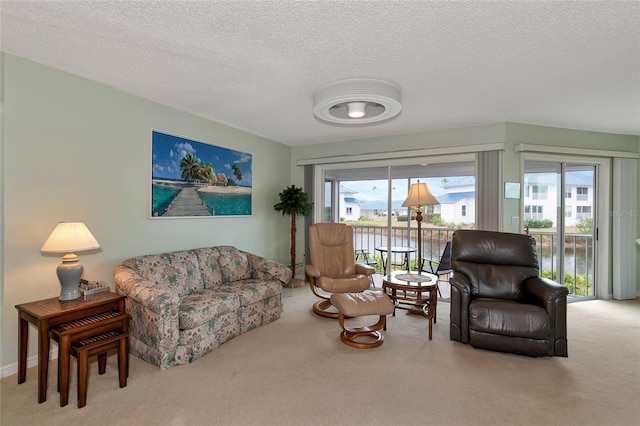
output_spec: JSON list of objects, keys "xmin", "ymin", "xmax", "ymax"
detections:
[
  {"xmin": 313, "ymin": 78, "xmax": 402, "ymax": 125},
  {"xmin": 347, "ymin": 102, "xmax": 367, "ymax": 119}
]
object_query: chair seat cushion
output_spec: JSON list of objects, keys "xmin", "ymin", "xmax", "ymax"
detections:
[{"xmin": 469, "ymin": 298, "xmax": 549, "ymax": 340}]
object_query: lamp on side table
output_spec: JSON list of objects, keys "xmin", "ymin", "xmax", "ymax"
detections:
[{"xmin": 40, "ymin": 222, "xmax": 101, "ymax": 301}]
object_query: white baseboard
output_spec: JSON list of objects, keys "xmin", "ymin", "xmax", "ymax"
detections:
[{"xmin": 1, "ymin": 348, "xmax": 58, "ymax": 378}]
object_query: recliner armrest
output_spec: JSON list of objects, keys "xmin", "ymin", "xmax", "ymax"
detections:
[
  {"xmin": 524, "ymin": 276, "xmax": 569, "ymax": 357},
  {"xmin": 305, "ymin": 264, "xmax": 320, "ymax": 278},
  {"xmin": 524, "ymin": 276, "xmax": 569, "ymax": 309},
  {"xmin": 449, "ymin": 272, "xmax": 472, "ymax": 343},
  {"xmin": 355, "ymin": 263, "xmax": 375, "ymax": 276}
]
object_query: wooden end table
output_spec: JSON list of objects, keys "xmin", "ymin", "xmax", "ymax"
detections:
[
  {"xmin": 382, "ymin": 271, "xmax": 438, "ymax": 339},
  {"xmin": 15, "ymin": 291, "xmax": 125, "ymax": 403}
]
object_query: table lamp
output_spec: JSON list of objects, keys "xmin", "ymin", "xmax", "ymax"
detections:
[
  {"xmin": 402, "ymin": 180, "xmax": 439, "ymax": 272},
  {"xmin": 40, "ymin": 222, "xmax": 101, "ymax": 301}
]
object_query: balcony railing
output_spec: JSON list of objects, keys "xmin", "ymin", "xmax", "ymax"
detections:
[{"xmin": 351, "ymin": 225, "xmax": 593, "ymax": 297}]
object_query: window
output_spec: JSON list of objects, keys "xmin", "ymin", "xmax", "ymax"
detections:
[
  {"xmin": 565, "ymin": 206, "xmax": 572, "ymax": 217},
  {"xmin": 577, "ymin": 187, "xmax": 588, "ymax": 201},
  {"xmin": 565, "ymin": 189, "xmax": 572, "ymax": 199},
  {"xmin": 346, "ymin": 207, "xmax": 353, "ymax": 215},
  {"xmin": 524, "ymin": 205, "xmax": 544, "ymax": 220},
  {"xmin": 461, "ymin": 205, "xmax": 466, "ymax": 217},
  {"xmin": 576, "ymin": 206, "xmax": 592, "ymax": 218},
  {"xmin": 532, "ymin": 185, "xmax": 548, "ymax": 200}
]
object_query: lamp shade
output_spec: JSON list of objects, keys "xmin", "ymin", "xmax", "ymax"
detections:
[
  {"xmin": 402, "ymin": 180, "xmax": 439, "ymax": 208},
  {"xmin": 40, "ymin": 222, "xmax": 100, "ymax": 254}
]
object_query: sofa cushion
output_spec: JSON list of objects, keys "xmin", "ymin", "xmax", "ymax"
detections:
[
  {"xmin": 122, "ymin": 251, "xmax": 203, "ymax": 296},
  {"xmin": 469, "ymin": 298, "xmax": 549, "ymax": 340},
  {"xmin": 194, "ymin": 247, "xmax": 224, "ymax": 289},
  {"xmin": 178, "ymin": 290, "xmax": 240, "ymax": 329},
  {"xmin": 217, "ymin": 246, "xmax": 252, "ymax": 283},
  {"xmin": 217, "ymin": 279, "xmax": 282, "ymax": 306}
]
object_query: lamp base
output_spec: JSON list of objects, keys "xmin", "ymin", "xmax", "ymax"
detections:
[{"xmin": 57, "ymin": 257, "xmax": 83, "ymax": 301}]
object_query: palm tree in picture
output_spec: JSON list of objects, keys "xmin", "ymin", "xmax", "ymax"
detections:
[
  {"xmin": 180, "ymin": 154, "xmax": 201, "ymax": 182},
  {"xmin": 232, "ymin": 164, "xmax": 242, "ymax": 182},
  {"xmin": 200, "ymin": 163, "xmax": 216, "ymax": 186},
  {"xmin": 274, "ymin": 185, "xmax": 313, "ymax": 281}
]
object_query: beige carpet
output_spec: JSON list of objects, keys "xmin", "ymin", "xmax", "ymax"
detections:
[{"xmin": 1, "ymin": 288, "xmax": 638, "ymax": 426}]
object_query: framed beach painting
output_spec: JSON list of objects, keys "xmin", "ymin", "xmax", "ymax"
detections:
[{"xmin": 151, "ymin": 130, "xmax": 252, "ymax": 218}]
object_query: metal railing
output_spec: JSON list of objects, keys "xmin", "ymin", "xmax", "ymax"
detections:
[{"xmin": 351, "ymin": 225, "xmax": 593, "ymax": 297}]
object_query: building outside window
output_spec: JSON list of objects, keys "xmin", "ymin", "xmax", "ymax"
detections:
[
  {"xmin": 577, "ymin": 187, "xmax": 588, "ymax": 201},
  {"xmin": 532, "ymin": 185, "xmax": 548, "ymax": 200},
  {"xmin": 524, "ymin": 205, "xmax": 544, "ymax": 220},
  {"xmin": 576, "ymin": 205, "xmax": 592, "ymax": 218}
]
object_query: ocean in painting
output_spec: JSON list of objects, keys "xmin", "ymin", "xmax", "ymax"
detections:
[
  {"xmin": 152, "ymin": 183, "xmax": 251, "ymax": 216},
  {"xmin": 152, "ymin": 184, "xmax": 180, "ymax": 216},
  {"xmin": 199, "ymin": 192, "xmax": 251, "ymax": 216}
]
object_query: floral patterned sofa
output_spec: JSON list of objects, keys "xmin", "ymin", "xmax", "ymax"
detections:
[{"xmin": 114, "ymin": 246, "xmax": 291, "ymax": 369}]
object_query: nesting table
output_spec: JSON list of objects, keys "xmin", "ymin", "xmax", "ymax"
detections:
[
  {"xmin": 382, "ymin": 270, "xmax": 438, "ymax": 339},
  {"xmin": 15, "ymin": 292, "xmax": 126, "ymax": 404}
]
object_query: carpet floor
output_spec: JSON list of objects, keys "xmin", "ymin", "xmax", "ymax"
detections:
[{"xmin": 1, "ymin": 287, "xmax": 638, "ymax": 426}]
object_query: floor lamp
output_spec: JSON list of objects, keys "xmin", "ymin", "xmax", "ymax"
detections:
[{"xmin": 402, "ymin": 180, "xmax": 439, "ymax": 272}]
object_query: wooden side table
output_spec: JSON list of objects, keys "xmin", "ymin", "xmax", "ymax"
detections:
[
  {"xmin": 15, "ymin": 292, "xmax": 125, "ymax": 403},
  {"xmin": 382, "ymin": 271, "xmax": 438, "ymax": 339}
]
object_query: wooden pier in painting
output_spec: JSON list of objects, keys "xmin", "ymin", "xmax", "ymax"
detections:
[{"xmin": 163, "ymin": 187, "xmax": 212, "ymax": 216}]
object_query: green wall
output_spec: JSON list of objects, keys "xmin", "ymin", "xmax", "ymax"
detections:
[
  {"xmin": 291, "ymin": 122, "xmax": 640, "ymax": 296},
  {"xmin": 2, "ymin": 51, "xmax": 638, "ymax": 373},
  {"xmin": 0, "ymin": 54, "xmax": 292, "ymax": 370}
]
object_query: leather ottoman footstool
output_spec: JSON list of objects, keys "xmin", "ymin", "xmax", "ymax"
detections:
[{"xmin": 329, "ymin": 291, "xmax": 395, "ymax": 348}]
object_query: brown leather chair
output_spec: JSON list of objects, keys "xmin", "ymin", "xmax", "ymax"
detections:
[
  {"xmin": 449, "ymin": 230, "xmax": 568, "ymax": 357},
  {"xmin": 305, "ymin": 223, "xmax": 375, "ymax": 318}
]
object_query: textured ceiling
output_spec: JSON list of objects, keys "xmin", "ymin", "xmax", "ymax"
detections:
[{"xmin": 1, "ymin": 1, "xmax": 639, "ymax": 146}]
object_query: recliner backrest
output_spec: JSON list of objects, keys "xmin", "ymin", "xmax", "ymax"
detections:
[
  {"xmin": 451, "ymin": 230, "xmax": 539, "ymax": 300},
  {"xmin": 308, "ymin": 223, "xmax": 357, "ymax": 279}
]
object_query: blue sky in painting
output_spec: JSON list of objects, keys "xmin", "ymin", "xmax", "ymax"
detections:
[{"xmin": 152, "ymin": 131, "xmax": 252, "ymax": 187}]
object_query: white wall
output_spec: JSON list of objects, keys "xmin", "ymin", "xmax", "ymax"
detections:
[{"xmin": 1, "ymin": 54, "xmax": 292, "ymax": 370}]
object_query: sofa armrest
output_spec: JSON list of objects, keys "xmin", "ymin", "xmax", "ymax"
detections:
[
  {"xmin": 114, "ymin": 265, "xmax": 179, "ymax": 314},
  {"xmin": 449, "ymin": 272, "xmax": 472, "ymax": 343},
  {"xmin": 114, "ymin": 265, "xmax": 181, "ymax": 369},
  {"xmin": 246, "ymin": 253, "xmax": 293, "ymax": 284}
]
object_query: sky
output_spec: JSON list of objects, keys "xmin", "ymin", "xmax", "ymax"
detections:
[
  {"xmin": 340, "ymin": 177, "xmax": 455, "ymax": 202},
  {"xmin": 151, "ymin": 131, "xmax": 252, "ymax": 187}
]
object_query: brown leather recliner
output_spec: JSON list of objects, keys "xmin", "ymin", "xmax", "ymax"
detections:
[
  {"xmin": 449, "ymin": 230, "xmax": 568, "ymax": 357},
  {"xmin": 305, "ymin": 223, "xmax": 375, "ymax": 318}
]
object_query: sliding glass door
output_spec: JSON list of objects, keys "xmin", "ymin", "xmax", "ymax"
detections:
[
  {"xmin": 523, "ymin": 160, "xmax": 596, "ymax": 298},
  {"xmin": 320, "ymin": 158, "xmax": 475, "ymax": 275}
]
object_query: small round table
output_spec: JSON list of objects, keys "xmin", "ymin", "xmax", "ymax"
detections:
[{"xmin": 382, "ymin": 271, "xmax": 438, "ymax": 340}]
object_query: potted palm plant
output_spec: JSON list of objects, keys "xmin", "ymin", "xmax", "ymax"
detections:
[{"xmin": 274, "ymin": 185, "xmax": 313, "ymax": 286}]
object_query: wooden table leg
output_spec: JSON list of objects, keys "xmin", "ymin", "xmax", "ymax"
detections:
[
  {"xmin": 59, "ymin": 334, "xmax": 70, "ymax": 407},
  {"xmin": 18, "ymin": 315, "xmax": 28, "ymax": 384},
  {"xmin": 37, "ymin": 320, "xmax": 50, "ymax": 403}
]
